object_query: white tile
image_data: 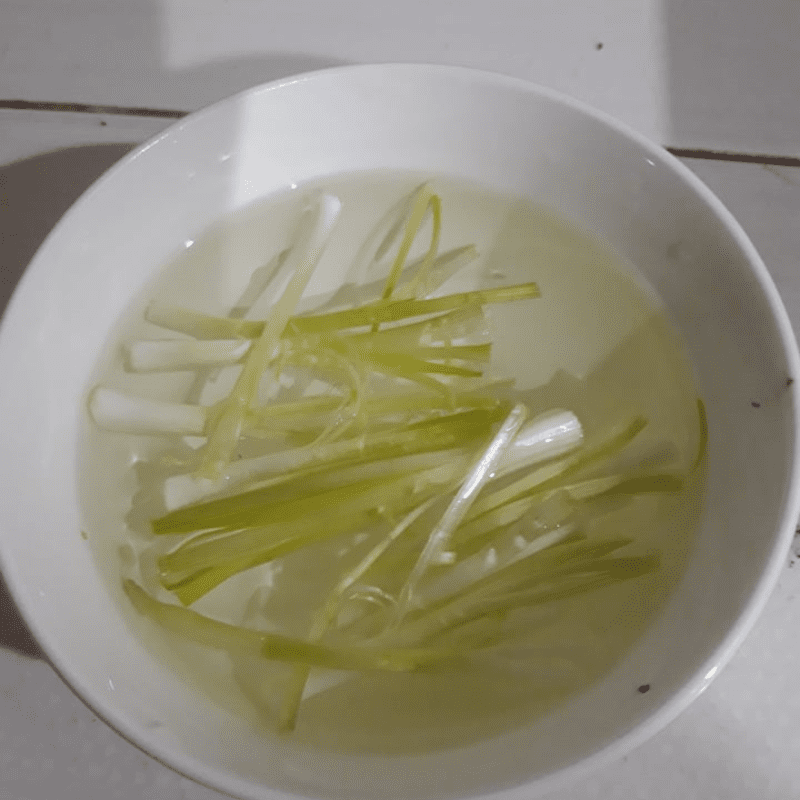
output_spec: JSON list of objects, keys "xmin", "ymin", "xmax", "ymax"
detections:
[
  {"xmin": 1, "ymin": 0, "xmax": 799, "ymax": 154},
  {"xmin": 0, "ymin": 651, "xmax": 224, "ymax": 799},
  {"xmin": 661, "ymin": 1, "xmax": 800, "ymax": 155},
  {"xmin": 0, "ymin": 0, "xmax": 665, "ymax": 139},
  {"xmin": 680, "ymin": 157, "xmax": 800, "ymax": 337}
]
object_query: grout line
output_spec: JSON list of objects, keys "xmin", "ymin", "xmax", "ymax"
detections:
[
  {"xmin": 3, "ymin": 100, "xmax": 800, "ymax": 168},
  {"xmin": 667, "ymin": 147, "xmax": 800, "ymax": 168},
  {"xmin": 0, "ymin": 99, "xmax": 187, "ymax": 119}
]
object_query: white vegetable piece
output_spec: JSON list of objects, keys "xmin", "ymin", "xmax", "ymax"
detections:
[
  {"xmin": 127, "ymin": 339, "xmax": 251, "ymax": 372},
  {"xmin": 499, "ymin": 410, "xmax": 583, "ymax": 475},
  {"xmin": 88, "ymin": 387, "xmax": 206, "ymax": 436}
]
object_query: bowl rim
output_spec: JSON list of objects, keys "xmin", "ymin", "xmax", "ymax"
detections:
[{"xmin": 2, "ymin": 61, "xmax": 799, "ymax": 800}]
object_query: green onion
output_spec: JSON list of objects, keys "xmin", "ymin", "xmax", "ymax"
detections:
[
  {"xmin": 198, "ymin": 194, "xmax": 342, "ymax": 478},
  {"xmin": 380, "ymin": 183, "xmax": 441, "ymax": 303},
  {"xmin": 123, "ymin": 579, "xmax": 459, "ymax": 671},
  {"xmin": 397, "ymin": 403, "xmax": 529, "ymax": 616},
  {"xmin": 144, "ymin": 284, "xmax": 537, "ymax": 341},
  {"xmin": 86, "ymin": 182, "xmax": 699, "ymax": 735}
]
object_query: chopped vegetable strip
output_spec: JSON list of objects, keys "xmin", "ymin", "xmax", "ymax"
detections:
[
  {"xmin": 199, "ymin": 194, "xmax": 342, "ymax": 477},
  {"xmin": 145, "ymin": 283, "xmax": 539, "ymax": 341},
  {"xmin": 381, "ymin": 183, "xmax": 441, "ymax": 303},
  {"xmin": 123, "ymin": 580, "xmax": 459, "ymax": 671},
  {"xmin": 398, "ymin": 403, "xmax": 528, "ymax": 616},
  {"xmin": 287, "ymin": 284, "xmax": 541, "ymax": 335}
]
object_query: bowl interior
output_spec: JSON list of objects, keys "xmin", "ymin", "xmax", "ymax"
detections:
[{"xmin": 0, "ymin": 65, "xmax": 797, "ymax": 800}]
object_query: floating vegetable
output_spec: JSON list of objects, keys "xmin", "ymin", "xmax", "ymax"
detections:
[{"xmin": 87, "ymin": 180, "xmax": 703, "ymax": 735}]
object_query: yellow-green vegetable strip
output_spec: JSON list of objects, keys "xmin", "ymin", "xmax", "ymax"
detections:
[
  {"xmin": 288, "ymin": 284, "xmax": 540, "ymax": 334},
  {"xmin": 155, "ymin": 469, "xmax": 446, "ymax": 539},
  {"xmin": 693, "ymin": 398, "xmax": 708, "ymax": 472},
  {"xmin": 278, "ymin": 498, "xmax": 438, "ymax": 732},
  {"xmin": 413, "ymin": 555, "xmax": 660, "ymax": 645},
  {"xmin": 381, "ymin": 184, "xmax": 441, "ymax": 302},
  {"xmin": 198, "ymin": 195, "xmax": 341, "ymax": 478},
  {"xmin": 144, "ymin": 284, "xmax": 536, "ymax": 341},
  {"xmin": 465, "ymin": 416, "xmax": 648, "ymax": 524},
  {"xmin": 123, "ymin": 580, "xmax": 457, "ymax": 671}
]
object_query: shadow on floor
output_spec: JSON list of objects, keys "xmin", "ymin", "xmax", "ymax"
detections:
[
  {"xmin": 661, "ymin": 0, "xmax": 800, "ymax": 153},
  {"xmin": 0, "ymin": 143, "xmax": 137, "ymax": 318},
  {"xmin": 0, "ymin": 143, "xmax": 139, "ymax": 659},
  {"xmin": 0, "ymin": 573, "xmax": 43, "ymax": 659}
]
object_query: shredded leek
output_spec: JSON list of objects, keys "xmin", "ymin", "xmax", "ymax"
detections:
[
  {"xmin": 144, "ymin": 283, "xmax": 539, "ymax": 341},
  {"xmin": 87, "ymin": 183, "xmax": 702, "ymax": 735},
  {"xmin": 123, "ymin": 580, "xmax": 459, "ymax": 671},
  {"xmin": 198, "ymin": 194, "xmax": 342, "ymax": 478},
  {"xmin": 397, "ymin": 403, "xmax": 528, "ymax": 617}
]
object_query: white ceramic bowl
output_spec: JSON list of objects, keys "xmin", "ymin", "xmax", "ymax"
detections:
[{"xmin": 1, "ymin": 64, "xmax": 798, "ymax": 800}]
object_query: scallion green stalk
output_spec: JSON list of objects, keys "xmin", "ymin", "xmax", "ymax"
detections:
[
  {"xmin": 198, "ymin": 194, "xmax": 342, "ymax": 478},
  {"xmin": 123, "ymin": 579, "xmax": 459, "ymax": 671}
]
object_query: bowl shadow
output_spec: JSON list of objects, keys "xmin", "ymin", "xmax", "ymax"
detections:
[
  {"xmin": 0, "ymin": 573, "xmax": 43, "ymax": 659},
  {"xmin": 1, "ymin": 142, "xmax": 137, "ymax": 659},
  {"xmin": 0, "ymin": 143, "xmax": 137, "ymax": 321}
]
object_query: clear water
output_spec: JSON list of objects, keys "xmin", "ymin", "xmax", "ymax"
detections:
[{"xmin": 80, "ymin": 172, "xmax": 704, "ymax": 754}]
